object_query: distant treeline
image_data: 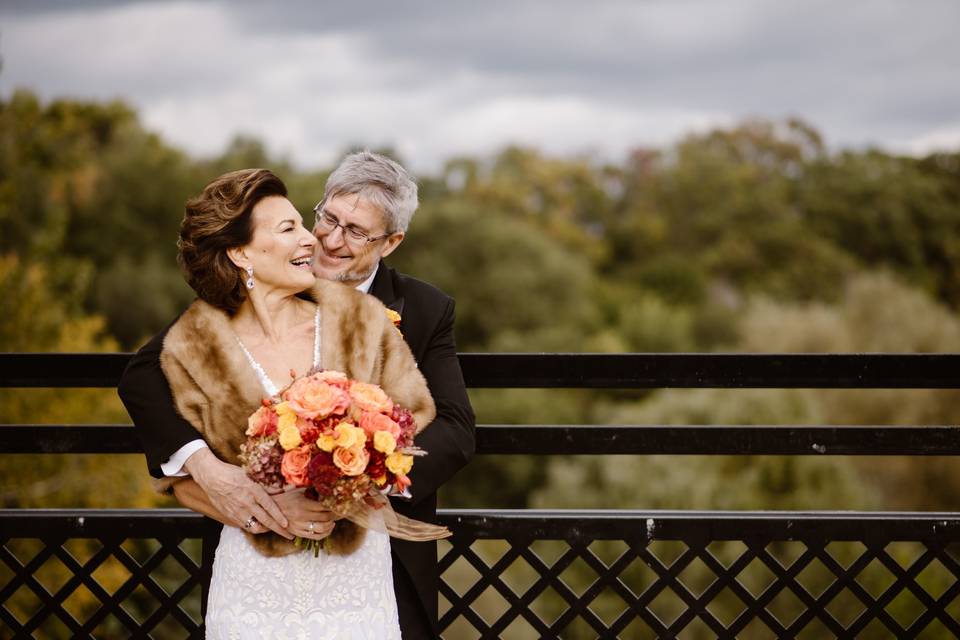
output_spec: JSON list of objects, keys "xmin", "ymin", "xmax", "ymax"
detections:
[{"xmin": 3, "ymin": 88, "xmax": 960, "ymax": 517}]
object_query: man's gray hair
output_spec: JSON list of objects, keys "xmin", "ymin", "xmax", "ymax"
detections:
[{"xmin": 322, "ymin": 150, "xmax": 419, "ymax": 233}]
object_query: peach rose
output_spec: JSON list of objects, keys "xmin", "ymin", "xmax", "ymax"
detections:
[
  {"xmin": 246, "ymin": 405, "xmax": 278, "ymax": 437},
  {"xmin": 283, "ymin": 378, "xmax": 350, "ymax": 419},
  {"xmin": 312, "ymin": 370, "xmax": 350, "ymax": 389},
  {"xmin": 358, "ymin": 411, "xmax": 401, "ymax": 439},
  {"xmin": 349, "ymin": 382, "xmax": 394, "ymax": 413},
  {"xmin": 385, "ymin": 452, "xmax": 413, "ymax": 476},
  {"xmin": 281, "ymin": 445, "xmax": 313, "ymax": 486},
  {"xmin": 373, "ymin": 430, "xmax": 397, "ymax": 455},
  {"xmin": 332, "ymin": 445, "xmax": 369, "ymax": 476}
]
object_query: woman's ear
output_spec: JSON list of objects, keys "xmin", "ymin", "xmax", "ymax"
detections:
[{"xmin": 227, "ymin": 247, "xmax": 250, "ymax": 270}]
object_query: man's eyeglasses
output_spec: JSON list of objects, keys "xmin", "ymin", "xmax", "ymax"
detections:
[{"xmin": 312, "ymin": 204, "xmax": 392, "ymax": 248}]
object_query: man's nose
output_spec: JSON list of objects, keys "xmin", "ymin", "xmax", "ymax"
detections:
[{"xmin": 319, "ymin": 223, "xmax": 347, "ymax": 248}]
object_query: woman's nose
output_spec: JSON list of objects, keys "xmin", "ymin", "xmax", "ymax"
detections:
[{"xmin": 301, "ymin": 227, "xmax": 318, "ymax": 247}]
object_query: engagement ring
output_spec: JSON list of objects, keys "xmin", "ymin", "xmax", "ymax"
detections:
[
  {"xmin": 308, "ymin": 521, "xmax": 315, "ymax": 534},
  {"xmin": 244, "ymin": 516, "xmax": 256, "ymax": 529}
]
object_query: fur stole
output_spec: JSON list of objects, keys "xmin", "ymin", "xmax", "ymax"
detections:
[{"xmin": 160, "ymin": 279, "xmax": 435, "ymax": 557}]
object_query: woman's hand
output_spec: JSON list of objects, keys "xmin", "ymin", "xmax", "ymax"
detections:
[{"xmin": 273, "ymin": 488, "xmax": 341, "ymax": 540}]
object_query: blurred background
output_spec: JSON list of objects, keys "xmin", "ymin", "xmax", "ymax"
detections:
[
  {"xmin": 4, "ymin": 2, "xmax": 960, "ymax": 635},
  {"xmin": 2, "ymin": 0, "xmax": 960, "ymax": 521}
]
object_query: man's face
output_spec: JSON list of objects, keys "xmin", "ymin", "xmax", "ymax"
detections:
[{"xmin": 311, "ymin": 194, "xmax": 404, "ymax": 287}]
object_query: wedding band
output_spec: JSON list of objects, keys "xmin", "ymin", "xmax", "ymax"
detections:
[
  {"xmin": 244, "ymin": 516, "xmax": 256, "ymax": 529},
  {"xmin": 308, "ymin": 521, "xmax": 315, "ymax": 534}
]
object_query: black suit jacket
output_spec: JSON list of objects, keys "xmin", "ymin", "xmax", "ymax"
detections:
[{"xmin": 118, "ymin": 262, "xmax": 476, "ymax": 638}]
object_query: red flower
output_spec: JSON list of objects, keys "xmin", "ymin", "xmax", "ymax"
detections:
[
  {"xmin": 307, "ymin": 451, "xmax": 341, "ymax": 494},
  {"xmin": 314, "ymin": 415, "xmax": 341, "ymax": 434},
  {"xmin": 298, "ymin": 421, "xmax": 320, "ymax": 445},
  {"xmin": 390, "ymin": 406, "xmax": 416, "ymax": 446},
  {"xmin": 366, "ymin": 450, "xmax": 386, "ymax": 482}
]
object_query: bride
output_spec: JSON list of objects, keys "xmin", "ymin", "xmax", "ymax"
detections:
[{"xmin": 157, "ymin": 168, "xmax": 435, "ymax": 638}]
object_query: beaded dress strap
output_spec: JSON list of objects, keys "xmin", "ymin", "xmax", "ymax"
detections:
[{"xmin": 237, "ymin": 306, "xmax": 322, "ymax": 397}]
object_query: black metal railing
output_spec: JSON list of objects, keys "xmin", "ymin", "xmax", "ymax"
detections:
[{"xmin": 3, "ymin": 353, "xmax": 960, "ymax": 639}]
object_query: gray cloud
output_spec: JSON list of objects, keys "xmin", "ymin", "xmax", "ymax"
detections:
[{"xmin": 1, "ymin": 0, "xmax": 957, "ymax": 169}]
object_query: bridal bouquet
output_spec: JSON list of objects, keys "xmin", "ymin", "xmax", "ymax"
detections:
[{"xmin": 238, "ymin": 369, "xmax": 448, "ymax": 554}]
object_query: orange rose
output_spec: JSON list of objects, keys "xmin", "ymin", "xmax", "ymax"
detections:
[
  {"xmin": 349, "ymin": 382, "xmax": 394, "ymax": 413},
  {"xmin": 332, "ymin": 445, "xmax": 369, "ymax": 476},
  {"xmin": 283, "ymin": 377, "xmax": 350, "ymax": 419},
  {"xmin": 358, "ymin": 411, "xmax": 401, "ymax": 439},
  {"xmin": 281, "ymin": 445, "xmax": 313, "ymax": 486}
]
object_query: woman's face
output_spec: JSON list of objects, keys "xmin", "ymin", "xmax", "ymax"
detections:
[{"xmin": 241, "ymin": 196, "xmax": 317, "ymax": 293}]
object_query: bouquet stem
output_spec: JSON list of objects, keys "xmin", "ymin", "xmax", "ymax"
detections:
[{"xmin": 294, "ymin": 536, "xmax": 326, "ymax": 557}]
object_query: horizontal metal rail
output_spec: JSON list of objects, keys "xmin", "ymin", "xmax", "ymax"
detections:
[
  {"xmin": 3, "ymin": 352, "xmax": 960, "ymax": 388},
  {"xmin": 4, "ymin": 424, "xmax": 960, "ymax": 455},
  {"xmin": 4, "ymin": 508, "xmax": 960, "ymax": 539},
  {"xmin": 6, "ymin": 509, "xmax": 960, "ymax": 638}
]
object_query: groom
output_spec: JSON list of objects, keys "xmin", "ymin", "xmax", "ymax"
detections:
[{"xmin": 119, "ymin": 151, "xmax": 476, "ymax": 638}]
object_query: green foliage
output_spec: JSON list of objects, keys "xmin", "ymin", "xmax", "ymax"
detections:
[
  {"xmin": 0, "ymin": 254, "xmax": 162, "ymax": 509},
  {"xmin": 392, "ymin": 197, "xmax": 599, "ymax": 350},
  {"xmin": 3, "ymin": 90, "xmax": 960, "ymax": 526}
]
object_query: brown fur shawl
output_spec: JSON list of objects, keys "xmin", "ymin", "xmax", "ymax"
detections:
[{"xmin": 160, "ymin": 279, "xmax": 436, "ymax": 557}]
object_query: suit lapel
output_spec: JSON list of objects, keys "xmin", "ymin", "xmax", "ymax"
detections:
[{"xmin": 370, "ymin": 261, "xmax": 405, "ymax": 317}]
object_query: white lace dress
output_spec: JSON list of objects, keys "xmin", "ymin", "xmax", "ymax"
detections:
[{"xmin": 204, "ymin": 307, "xmax": 401, "ymax": 639}]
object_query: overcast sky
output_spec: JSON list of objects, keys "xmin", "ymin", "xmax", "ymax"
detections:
[{"xmin": 2, "ymin": 0, "xmax": 959, "ymax": 171}]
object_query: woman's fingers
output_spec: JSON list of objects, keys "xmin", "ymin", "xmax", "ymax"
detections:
[
  {"xmin": 274, "ymin": 491, "xmax": 339, "ymax": 522},
  {"xmin": 297, "ymin": 519, "xmax": 336, "ymax": 540}
]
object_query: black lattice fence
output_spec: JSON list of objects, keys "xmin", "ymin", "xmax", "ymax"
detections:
[
  {"xmin": 4, "ymin": 353, "xmax": 960, "ymax": 639},
  {"xmin": 5, "ymin": 511, "xmax": 960, "ymax": 638},
  {"xmin": 438, "ymin": 511, "xmax": 960, "ymax": 639},
  {"xmin": 0, "ymin": 511, "xmax": 214, "ymax": 638}
]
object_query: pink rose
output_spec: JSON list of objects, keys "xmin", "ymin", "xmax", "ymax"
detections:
[
  {"xmin": 349, "ymin": 382, "xmax": 394, "ymax": 413},
  {"xmin": 358, "ymin": 411, "xmax": 401, "ymax": 439},
  {"xmin": 283, "ymin": 377, "xmax": 350, "ymax": 419},
  {"xmin": 246, "ymin": 405, "xmax": 278, "ymax": 437},
  {"xmin": 281, "ymin": 445, "xmax": 314, "ymax": 486},
  {"xmin": 332, "ymin": 445, "xmax": 370, "ymax": 477}
]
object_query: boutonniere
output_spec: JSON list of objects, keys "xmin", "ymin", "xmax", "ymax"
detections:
[{"xmin": 385, "ymin": 308, "xmax": 402, "ymax": 336}]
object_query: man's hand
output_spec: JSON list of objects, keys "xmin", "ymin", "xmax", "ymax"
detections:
[{"xmin": 183, "ymin": 448, "xmax": 292, "ymax": 539}]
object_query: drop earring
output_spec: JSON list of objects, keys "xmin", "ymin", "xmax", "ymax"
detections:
[{"xmin": 245, "ymin": 266, "xmax": 255, "ymax": 290}]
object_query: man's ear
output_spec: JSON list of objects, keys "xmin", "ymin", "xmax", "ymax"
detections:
[
  {"xmin": 226, "ymin": 247, "xmax": 250, "ymax": 270},
  {"xmin": 379, "ymin": 232, "xmax": 405, "ymax": 259}
]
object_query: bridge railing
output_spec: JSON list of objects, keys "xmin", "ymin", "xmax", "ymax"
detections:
[{"xmin": 2, "ymin": 353, "xmax": 960, "ymax": 638}]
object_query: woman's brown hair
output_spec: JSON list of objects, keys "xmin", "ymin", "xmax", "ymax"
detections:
[{"xmin": 177, "ymin": 168, "xmax": 287, "ymax": 313}]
